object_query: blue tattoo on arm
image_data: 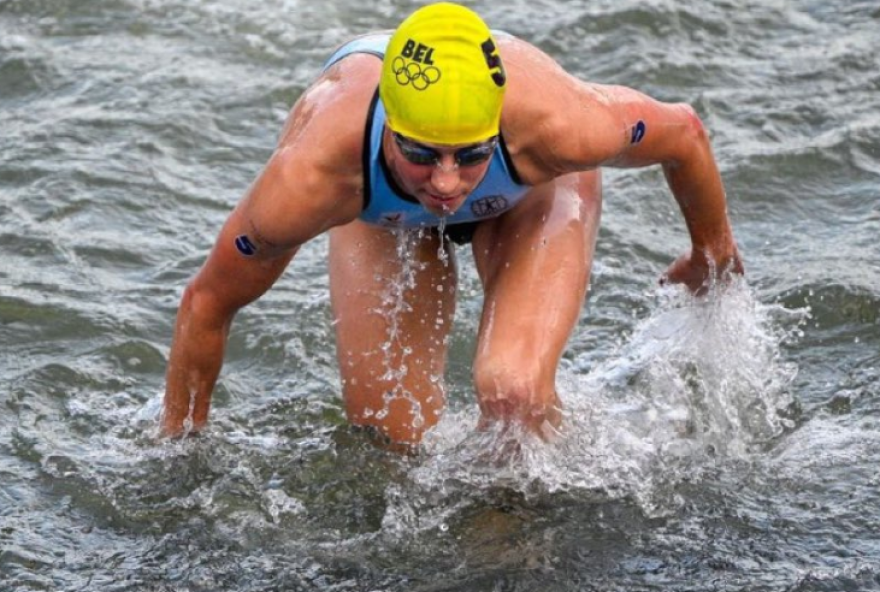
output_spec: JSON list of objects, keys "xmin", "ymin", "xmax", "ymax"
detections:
[
  {"xmin": 631, "ymin": 120, "xmax": 647, "ymax": 144},
  {"xmin": 234, "ymin": 235, "xmax": 257, "ymax": 257}
]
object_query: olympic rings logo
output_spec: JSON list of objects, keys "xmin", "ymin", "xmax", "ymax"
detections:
[{"xmin": 392, "ymin": 57, "xmax": 441, "ymax": 91}]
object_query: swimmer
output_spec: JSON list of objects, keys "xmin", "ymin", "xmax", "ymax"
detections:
[{"xmin": 161, "ymin": 2, "xmax": 743, "ymax": 447}]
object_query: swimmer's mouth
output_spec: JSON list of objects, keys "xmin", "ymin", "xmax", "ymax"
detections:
[{"xmin": 425, "ymin": 193, "xmax": 462, "ymax": 205}]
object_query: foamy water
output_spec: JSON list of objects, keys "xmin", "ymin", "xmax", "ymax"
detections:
[{"xmin": 393, "ymin": 280, "xmax": 805, "ymax": 529}]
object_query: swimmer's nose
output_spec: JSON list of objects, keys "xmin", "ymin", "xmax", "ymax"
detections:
[{"xmin": 430, "ymin": 155, "xmax": 460, "ymax": 191}]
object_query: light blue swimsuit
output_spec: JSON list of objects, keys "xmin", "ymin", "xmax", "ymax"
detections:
[{"xmin": 323, "ymin": 34, "xmax": 530, "ymax": 230}]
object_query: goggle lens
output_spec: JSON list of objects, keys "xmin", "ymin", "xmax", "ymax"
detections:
[{"xmin": 393, "ymin": 133, "xmax": 497, "ymax": 168}]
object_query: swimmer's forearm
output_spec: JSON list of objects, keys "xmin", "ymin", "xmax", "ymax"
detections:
[
  {"xmin": 662, "ymin": 124, "xmax": 738, "ymax": 263},
  {"xmin": 161, "ymin": 287, "xmax": 232, "ymax": 437}
]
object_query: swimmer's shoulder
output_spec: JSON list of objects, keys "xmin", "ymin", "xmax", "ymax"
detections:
[
  {"xmin": 494, "ymin": 36, "xmax": 579, "ymax": 182},
  {"xmin": 272, "ymin": 52, "xmax": 381, "ymax": 206},
  {"xmin": 280, "ymin": 52, "xmax": 381, "ymax": 154}
]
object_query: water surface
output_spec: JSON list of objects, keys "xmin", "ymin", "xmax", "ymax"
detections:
[{"xmin": 2, "ymin": 1, "xmax": 879, "ymax": 590}]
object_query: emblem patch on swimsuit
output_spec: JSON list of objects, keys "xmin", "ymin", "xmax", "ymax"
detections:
[
  {"xmin": 381, "ymin": 213, "xmax": 405, "ymax": 226},
  {"xmin": 471, "ymin": 195, "xmax": 509, "ymax": 218}
]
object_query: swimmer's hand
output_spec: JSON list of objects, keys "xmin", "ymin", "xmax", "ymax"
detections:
[
  {"xmin": 159, "ymin": 395, "xmax": 208, "ymax": 439},
  {"xmin": 661, "ymin": 246, "xmax": 744, "ymax": 295},
  {"xmin": 478, "ymin": 391, "xmax": 563, "ymax": 443},
  {"xmin": 159, "ymin": 420, "xmax": 201, "ymax": 439}
]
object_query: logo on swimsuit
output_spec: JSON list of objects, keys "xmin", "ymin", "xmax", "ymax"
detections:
[
  {"xmin": 393, "ymin": 40, "xmax": 441, "ymax": 91},
  {"xmin": 471, "ymin": 195, "xmax": 509, "ymax": 218},
  {"xmin": 382, "ymin": 212, "xmax": 405, "ymax": 225}
]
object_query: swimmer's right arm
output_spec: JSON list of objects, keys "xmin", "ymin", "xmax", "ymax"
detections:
[
  {"xmin": 160, "ymin": 66, "xmax": 374, "ymax": 437},
  {"xmin": 160, "ymin": 201, "xmax": 300, "ymax": 437},
  {"xmin": 161, "ymin": 146, "xmax": 362, "ymax": 437}
]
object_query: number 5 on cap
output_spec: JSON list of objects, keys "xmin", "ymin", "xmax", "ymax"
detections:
[{"xmin": 481, "ymin": 39, "xmax": 506, "ymax": 87}]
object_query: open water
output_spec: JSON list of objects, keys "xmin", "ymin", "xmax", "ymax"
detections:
[{"xmin": 1, "ymin": 0, "xmax": 879, "ymax": 590}]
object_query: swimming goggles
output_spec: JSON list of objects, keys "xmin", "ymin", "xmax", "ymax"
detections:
[{"xmin": 393, "ymin": 132, "xmax": 498, "ymax": 168}]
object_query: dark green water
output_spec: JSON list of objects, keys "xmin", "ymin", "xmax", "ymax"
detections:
[{"xmin": 2, "ymin": 1, "xmax": 879, "ymax": 590}]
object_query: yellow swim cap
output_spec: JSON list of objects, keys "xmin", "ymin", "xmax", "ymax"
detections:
[{"xmin": 380, "ymin": 2, "xmax": 507, "ymax": 145}]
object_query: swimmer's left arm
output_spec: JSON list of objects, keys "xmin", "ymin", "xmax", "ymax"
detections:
[
  {"xmin": 614, "ymin": 88, "xmax": 741, "ymax": 284},
  {"xmin": 548, "ymin": 81, "xmax": 743, "ymax": 292},
  {"xmin": 501, "ymin": 38, "xmax": 740, "ymax": 291}
]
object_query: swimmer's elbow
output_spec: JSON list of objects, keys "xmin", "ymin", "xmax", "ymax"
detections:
[
  {"xmin": 663, "ymin": 103, "xmax": 714, "ymax": 170},
  {"xmin": 679, "ymin": 103, "xmax": 710, "ymax": 143},
  {"xmin": 182, "ymin": 277, "xmax": 240, "ymax": 329}
]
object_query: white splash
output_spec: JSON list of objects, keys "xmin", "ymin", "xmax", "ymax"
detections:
[{"xmin": 385, "ymin": 279, "xmax": 807, "ymax": 527}]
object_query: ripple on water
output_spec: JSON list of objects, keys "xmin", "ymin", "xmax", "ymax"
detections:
[
  {"xmin": 2, "ymin": 0, "xmax": 878, "ymax": 589},
  {"xmin": 0, "ymin": 32, "xmax": 61, "ymax": 101},
  {"xmin": 779, "ymin": 283, "xmax": 880, "ymax": 330}
]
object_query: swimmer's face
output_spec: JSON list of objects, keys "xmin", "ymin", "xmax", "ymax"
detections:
[{"xmin": 384, "ymin": 127, "xmax": 496, "ymax": 216}]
